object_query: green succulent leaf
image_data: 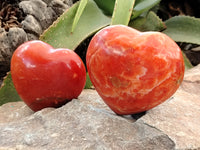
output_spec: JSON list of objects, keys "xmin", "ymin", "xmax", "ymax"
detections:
[
  {"xmin": 182, "ymin": 52, "xmax": 193, "ymax": 70},
  {"xmin": 0, "ymin": 73, "xmax": 21, "ymax": 106},
  {"xmin": 40, "ymin": 0, "xmax": 111, "ymax": 50},
  {"xmin": 93, "ymin": 0, "xmax": 115, "ymax": 16},
  {"xmin": 84, "ymin": 72, "xmax": 93, "ymax": 89},
  {"xmin": 131, "ymin": 0, "xmax": 161, "ymax": 19},
  {"xmin": 129, "ymin": 11, "xmax": 166, "ymax": 32},
  {"xmin": 71, "ymin": 0, "xmax": 88, "ymax": 32},
  {"xmin": 111, "ymin": 0, "xmax": 135, "ymax": 25},
  {"xmin": 163, "ymin": 16, "xmax": 200, "ymax": 45}
]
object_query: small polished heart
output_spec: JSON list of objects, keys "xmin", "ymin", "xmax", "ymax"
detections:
[{"xmin": 11, "ymin": 40, "xmax": 86, "ymax": 111}]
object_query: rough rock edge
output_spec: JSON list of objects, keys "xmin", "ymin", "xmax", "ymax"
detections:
[{"xmin": 0, "ymin": 98, "xmax": 175, "ymax": 150}]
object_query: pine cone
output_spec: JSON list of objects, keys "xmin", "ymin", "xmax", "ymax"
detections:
[{"xmin": 0, "ymin": 1, "xmax": 25, "ymax": 31}]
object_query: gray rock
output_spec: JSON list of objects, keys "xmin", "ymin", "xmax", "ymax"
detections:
[
  {"xmin": 0, "ymin": 95, "xmax": 175, "ymax": 150},
  {"xmin": 19, "ymin": 0, "xmax": 57, "ymax": 29},
  {"xmin": 7, "ymin": 28, "xmax": 28, "ymax": 51},
  {"xmin": 0, "ymin": 28, "xmax": 10, "ymax": 76},
  {"xmin": 26, "ymin": 33, "xmax": 40, "ymax": 41},
  {"xmin": 0, "ymin": 28, "xmax": 10, "ymax": 63},
  {"xmin": 181, "ymin": 65, "xmax": 200, "ymax": 95},
  {"xmin": 0, "ymin": 27, "xmax": 27, "ymax": 76},
  {"xmin": 49, "ymin": 0, "xmax": 71, "ymax": 15},
  {"xmin": 21, "ymin": 15, "xmax": 43, "ymax": 36},
  {"xmin": 42, "ymin": 0, "xmax": 73, "ymax": 7},
  {"xmin": 0, "ymin": 102, "xmax": 33, "ymax": 124},
  {"xmin": 61, "ymin": 0, "xmax": 73, "ymax": 6},
  {"xmin": 0, "ymin": 65, "xmax": 200, "ymax": 150},
  {"xmin": 0, "ymin": 27, "xmax": 27, "ymax": 65}
]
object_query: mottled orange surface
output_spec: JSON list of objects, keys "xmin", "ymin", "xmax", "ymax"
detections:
[{"xmin": 87, "ymin": 25, "xmax": 184, "ymax": 115}]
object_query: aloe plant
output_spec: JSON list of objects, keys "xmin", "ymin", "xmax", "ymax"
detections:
[
  {"xmin": 111, "ymin": 0, "xmax": 135, "ymax": 25},
  {"xmin": 163, "ymin": 16, "xmax": 200, "ymax": 45},
  {"xmin": 40, "ymin": 0, "xmax": 110, "ymax": 50}
]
